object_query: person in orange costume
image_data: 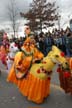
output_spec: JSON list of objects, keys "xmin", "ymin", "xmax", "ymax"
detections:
[
  {"xmin": 7, "ymin": 35, "xmax": 45, "ymax": 99},
  {"xmin": 7, "ymin": 25, "xmax": 51, "ymax": 104},
  {"xmin": 0, "ymin": 33, "xmax": 9, "ymax": 68}
]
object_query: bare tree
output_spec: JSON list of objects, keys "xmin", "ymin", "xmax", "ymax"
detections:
[{"xmin": 7, "ymin": 0, "xmax": 19, "ymax": 38}]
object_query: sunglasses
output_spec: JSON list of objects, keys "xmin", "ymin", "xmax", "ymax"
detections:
[{"xmin": 26, "ymin": 28, "xmax": 30, "ymax": 30}]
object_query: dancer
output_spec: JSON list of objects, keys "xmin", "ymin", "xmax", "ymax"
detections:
[{"xmin": 7, "ymin": 26, "xmax": 44, "ymax": 85}]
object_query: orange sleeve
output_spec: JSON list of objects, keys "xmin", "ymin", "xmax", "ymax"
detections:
[
  {"xmin": 14, "ymin": 52, "xmax": 25, "ymax": 71},
  {"xmin": 69, "ymin": 58, "xmax": 72, "ymax": 70},
  {"xmin": 34, "ymin": 48, "xmax": 44, "ymax": 60},
  {"xmin": 14, "ymin": 52, "xmax": 33, "ymax": 72}
]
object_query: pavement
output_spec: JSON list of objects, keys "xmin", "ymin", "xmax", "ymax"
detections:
[{"xmin": 0, "ymin": 62, "xmax": 72, "ymax": 108}]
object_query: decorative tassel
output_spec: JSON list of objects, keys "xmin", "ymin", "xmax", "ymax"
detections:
[
  {"xmin": 37, "ymin": 69, "xmax": 40, "ymax": 73},
  {"xmin": 64, "ymin": 72, "xmax": 71, "ymax": 78},
  {"xmin": 57, "ymin": 67, "xmax": 61, "ymax": 73},
  {"xmin": 60, "ymin": 52, "xmax": 65, "ymax": 57},
  {"xmin": 48, "ymin": 77, "xmax": 51, "ymax": 80}
]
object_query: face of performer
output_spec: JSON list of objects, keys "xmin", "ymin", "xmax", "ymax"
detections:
[
  {"xmin": 24, "ymin": 26, "xmax": 31, "ymax": 36},
  {"xmin": 23, "ymin": 37, "xmax": 36, "ymax": 52}
]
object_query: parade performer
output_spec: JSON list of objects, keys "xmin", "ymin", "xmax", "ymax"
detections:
[
  {"xmin": 2, "ymin": 33, "xmax": 10, "ymax": 53},
  {"xmin": 24, "ymin": 25, "xmax": 31, "ymax": 37},
  {"xmin": 0, "ymin": 33, "xmax": 9, "ymax": 69},
  {"xmin": 58, "ymin": 57, "xmax": 72, "ymax": 94},
  {"xmin": 0, "ymin": 45, "xmax": 7, "ymax": 67},
  {"xmin": 6, "ymin": 42, "xmax": 19, "ymax": 72},
  {"xmin": 7, "ymin": 35, "xmax": 44, "ymax": 80},
  {"xmin": 7, "ymin": 38, "xmax": 70, "ymax": 104}
]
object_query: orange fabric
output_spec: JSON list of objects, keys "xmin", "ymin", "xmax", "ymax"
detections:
[
  {"xmin": 66, "ymin": 57, "xmax": 72, "ymax": 70},
  {"xmin": 7, "ymin": 64, "xmax": 18, "ymax": 85},
  {"xmin": 14, "ymin": 52, "xmax": 33, "ymax": 73},
  {"xmin": 0, "ymin": 45, "xmax": 7, "ymax": 66},
  {"xmin": 7, "ymin": 47, "xmax": 44, "ymax": 83},
  {"xmin": 7, "ymin": 70, "xmax": 50, "ymax": 103},
  {"xmin": 69, "ymin": 58, "xmax": 72, "ymax": 69},
  {"xmin": 18, "ymin": 73, "xmax": 50, "ymax": 103},
  {"xmin": 0, "ymin": 45, "xmax": 6, "ymax": 59}
]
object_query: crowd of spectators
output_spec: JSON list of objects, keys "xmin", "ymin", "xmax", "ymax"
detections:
[
  {"xmin": 2, "ymin": 26, "xmax": 72, "ymax": 57},
  {"xmin": 34, "ymin": 27, "xmax": 72, "ymax": 57}
]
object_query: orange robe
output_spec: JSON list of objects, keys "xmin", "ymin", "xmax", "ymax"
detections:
[{"xmin": 7, "ymin": 37, "xmax": 50, "ymax": 103}]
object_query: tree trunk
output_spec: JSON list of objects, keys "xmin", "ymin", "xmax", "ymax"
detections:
[{"xmin": 40, "ymin": 19, "xmax": 42, "ymax": 32}]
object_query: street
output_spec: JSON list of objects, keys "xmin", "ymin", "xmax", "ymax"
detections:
[{"xmin": 0, "ymin": 62, "xmax": 72, "ymax": 108}]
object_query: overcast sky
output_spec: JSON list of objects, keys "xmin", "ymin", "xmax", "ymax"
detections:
[
  {"xmin": 0, "ymin": 0, "xmax": 72, "ymax": 28},
  {"xmin": 0, "ymin": 0, "xmax": 32, "ymax": 21}
]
